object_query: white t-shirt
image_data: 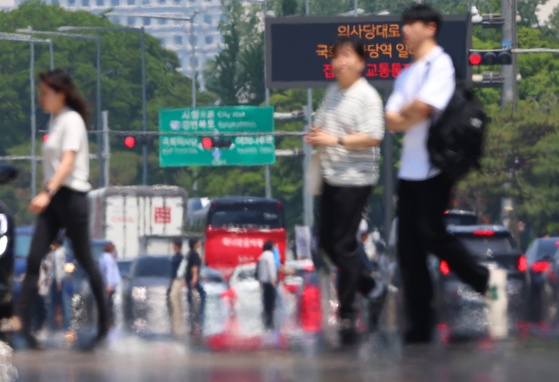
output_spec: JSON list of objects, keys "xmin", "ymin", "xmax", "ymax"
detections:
[
  {"xmin": 42, "ymin": 107, "xmax": 91, "ymax": 192},
  {"xmin": 385, "ymin": 46, "xmax": 455, "ymax": 181},
  {"xmin": 313, "ymin": 78, "xmax": 385, "ymax": 187}
]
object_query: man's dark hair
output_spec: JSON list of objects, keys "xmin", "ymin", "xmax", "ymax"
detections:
[
  {"xmin": 188, "ymin": 237, "xmax": 200, "ymax": 249},
  {"xmin": 263, "ymin": 240, "xmax": 275, "ymax": 252},
  {"xmin": 53, "ymin": 236, "xmax": 64, "ymax": 246},
  {"xmin": 332, "ymin": 35, "xmax": 366, "ymax": 60},
  {"xmin": 173, "ymin": 239, "xmax": 183, "ymax": 249},
  {"xmin": 402, "ymin": 5, "xmax": 442, "ymax": 37}
]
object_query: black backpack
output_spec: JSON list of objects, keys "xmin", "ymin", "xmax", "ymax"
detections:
[{"xmin": 427, "ymin": 62, "xmax": 486, "ymax": 180}]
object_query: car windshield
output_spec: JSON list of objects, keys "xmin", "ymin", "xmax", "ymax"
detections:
[
  {"xmin": 133, "ymin": 258, "xmax": 171, "ymax": 278},
  {"xmin": 118, "ymin": 261, "xmax": 132, "ymax": 276},
  {"xmin": 444, "ymin": 214, "xmax": 478, "ymax": 226},
  {"xmin": 458, "ymin": 236, "xmax": 517, "ymax": 257},
  {"xmin": 537, "ymin": 239, "xmax": 559, "ymax": 258},
  {"xmin": 209, "ymin": 202, "xmax": 284, "ymax": 229},
  {"xmin": 236, "ymin": 269, "xmax": 256, "ymax": 282},
  {"xmin": 201, "ymin": 274, "xmax": 224, "ymax": 284}
]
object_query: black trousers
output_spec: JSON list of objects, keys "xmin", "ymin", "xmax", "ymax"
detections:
[
  {"xmin": 262, "ymin": 283, "xmax": 276, "ymax": 330},
  {"xmin": 397, "ymin": 174, "xmax": 489, "ymax": 338},
  {"xmin": 319, "ymin": 182, "xmax": 376, "ymax": 322},
  {"xmin": 16, "ymin": 187, "xmax": 107, "ymax": 332}
]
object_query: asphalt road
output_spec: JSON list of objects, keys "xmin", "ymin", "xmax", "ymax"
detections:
[{"xmin": 9, "ymin": 329, "xmax": 559, "ymax": 382}]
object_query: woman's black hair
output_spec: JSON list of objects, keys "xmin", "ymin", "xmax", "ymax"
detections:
[
  {"xmin": 331, "ymin": 35, "xmax": 366, "ymax": 60},
  {"xmin": 39, "ymin": 69, "xmax": 90, "ymax": 130},
  {"xmin": 402, "ymin": 5, "xmax": 442, "ymax": 37},
  {"xmin": 263, "ymin": 240, "xmax": 275, "ymax": 252}
]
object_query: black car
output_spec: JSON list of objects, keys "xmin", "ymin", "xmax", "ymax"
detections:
[
  {"xmin": 0, "ymin": 165, "xmax": 17, "ymax": 320},
  {"xmin": 122, "ymin": 256, "xmax": 172, "ymax": 334},
  {"xmin": 432, "ymin": 225, "xmax": 529, "ymax": 337},
  {"xmin": 525, "ymin": 237, "xmax": 559, "ymax": 322}
]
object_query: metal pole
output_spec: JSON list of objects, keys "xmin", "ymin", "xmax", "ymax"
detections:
[
  {"xmin": 382, "ymin": 89, "xmax": 393, "ymax": 242},
  {"xmin": 501, "ymin": 0, "xmax": 514, "ymax": 109},
  {"xmin": 264, "ymin": 0, "xmax": 272, "ymax": 199},
  {"xmin": 96, "ymin": 36, "xmax": 103, "ymax": 187},
  {"xmin": 511, "ymin": 0, "xmax": 518, "ymax": 112},
  {"xmin": 190, "ymin": 17, "xmax": 196, "ymax": 108},
  {"xmin": 302, "ymin": 0, "xmax": 313, "ymax": 226},
  {"xmin": 141, "ymin": 27, "xmax": 148, "ymax": 185},
  {"xmin": 49, "ymin": 40, "xmax": 54, "ymax": 69},
  {"xmin": 103, "ymin": 110, "xmax": 110, "ymax": 187},
  {"xmin": 354, "ymin": 0, "xmax": 358, "ymax": 15},
  {"xmin": 30, "ymin": 42, "xmax": 36, "ymax": 200}
]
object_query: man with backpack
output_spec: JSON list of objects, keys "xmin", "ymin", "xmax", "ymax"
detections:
[{"xmin": 385, "ymin": 5, "xmax": 507, "ymax": 343}]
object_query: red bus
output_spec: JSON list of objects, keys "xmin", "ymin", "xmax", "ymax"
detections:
[{"xmin": 202, "ymin": 197, "xmax": 287, "ymax": 280}]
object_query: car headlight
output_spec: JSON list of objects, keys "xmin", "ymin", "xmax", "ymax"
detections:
[
  {"xmin": 0, "ymin": 236, "xmax": 7, "ymax": 256},
  {"xmin": 131, "ymin": 286, "xmax": 147, "ymax": 303},
  {"xmin": 64, "ymin": 262, "xmax": 76, "ymax": 273}
]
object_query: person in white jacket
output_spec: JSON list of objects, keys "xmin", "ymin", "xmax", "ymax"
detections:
[{"xmin": 257, "ymin": 241, "xmax": 278, "ymax": 330}]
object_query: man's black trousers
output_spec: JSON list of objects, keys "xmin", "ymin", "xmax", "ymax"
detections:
[{"xmin": 397, "ymin": 174, "xmax": 489, "ymax": 340}]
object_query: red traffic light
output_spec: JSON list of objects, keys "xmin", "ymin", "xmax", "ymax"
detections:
[
  {"xmin": 43, "ymin": 134, "xmax": 49, "ymax": 143},
  {"xmin": 202, "ymin": 137, "xmax": 213, "ymax": 149},
  {"xmin": 124, "ymin": 136, "xmax": 135, "ymax": 148},
  {"xmin": 469, "ymin": 54, "xmax": 482, "ymax": 65}
]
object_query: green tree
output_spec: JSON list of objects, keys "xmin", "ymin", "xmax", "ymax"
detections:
[{"xmin": 0, "ymin": 0, "xmax": 216, "ymax": 225}]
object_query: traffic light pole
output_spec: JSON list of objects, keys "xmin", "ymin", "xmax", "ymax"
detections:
[{"xmin": 501, "ymin": 0, "xmax": 517, "ymax": 111}]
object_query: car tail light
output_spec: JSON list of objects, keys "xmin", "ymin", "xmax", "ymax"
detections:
[
  {"xmin": 517, "ymin": 255, "xmax": 527, "ymax": 272},
  {"xmin": 473, "ymin": 230, "xmax": 495, "ymax": 236},
  {"xmin": 532, "ymin": 261, "xmax": 551, "ymax": 273},
  {"xmin": 444, "ymin": 211, "xmax": 449, "ymax": 215},
  {"xmin": 440, "ymin": 260, "xmax": 450, "ymax": 275}
]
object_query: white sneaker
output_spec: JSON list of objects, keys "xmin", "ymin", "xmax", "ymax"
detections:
[{"xmin": 486, "ymin": 268, "xmax": 508, "ymax": 339}]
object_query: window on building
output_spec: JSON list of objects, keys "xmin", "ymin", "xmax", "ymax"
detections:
[
  {"xmin": 158, "ymin": 0, "xmax": 166, "ymax": 4},
  {"xmin": 68, "ymin": 0, "xmax": 76, "ymax": 5},
  {"xmin": 127, "ymin": 17, "xmax": 135, "ymax": 26},
  {"xmin": 174, "ymin": 35, "xmax": 182, "ymax": 45},
  {"xmin": 204, "ymin": 15, "xmax": 211, "ymax": 24},
  {"xmin": 96, "ymin": 0, "xmax": 103, "ymax": 5},
  {"xmin": 52, "ymin": 0, "xmax": 60, "ymax": 4},
  {"xmin": 142, "ymin": 0, "xmax": 149, "ymax": 4},
  {"xmin": 205, "ymin": 35, "xmax": 212, "ymax": 44},
  {"xmin": 158, "ymin": 18, "xmax": 166, "ymax": 25},
  {"xmin": 173, "ymin": 0, "xmax": 180, "ymax": 4},
  {"xmin": 127, "ymin": 0, "xmax": 134, "ymax": 4},
  {"xmin": 111, "ymin": 0, "xmax": 119, "ymax": 5},
  {"xmin": 82, "ymin": 0, "xmax": 90, "ymax": 6},
  {"xmin": 160, "ymin": 37, "xmax": 166, "ymax": 45},
  {"xmin": 143, "ymin": 17, "xmax": 151, "ymax": 26}
]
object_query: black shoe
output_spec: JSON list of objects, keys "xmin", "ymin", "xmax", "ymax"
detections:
[{"xmin": 339, "ymin": 319, "xmax": 359, "ymax": 347}]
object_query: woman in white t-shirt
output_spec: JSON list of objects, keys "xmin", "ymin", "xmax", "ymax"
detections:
[{"xmin": 11, "ymin": 69, "xmax": 108, "ymax": 349}]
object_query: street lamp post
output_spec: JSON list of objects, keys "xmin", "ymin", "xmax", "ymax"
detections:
[
  {"xmin": 58, "ymin": 26, "xmax": 148, "ymax": 186},
  {"xmin": 0, "ymin": 33, "xmax": 54, "ymax": 200},
  {"xmin": 106, "ymin": 12, "xmax": 199, "ymax": 109},
  {"xmin": 17, "ymin": 28, "xmax": 104, "ymax": 188}
]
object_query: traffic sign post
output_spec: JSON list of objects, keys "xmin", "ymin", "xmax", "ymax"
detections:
[{"xmin": 159, "ymin": 106, "xmax": 275, "ymax": 167}]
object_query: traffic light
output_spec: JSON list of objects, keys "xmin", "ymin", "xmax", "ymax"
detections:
[
  {"xmin": 469, "ymin": 50, "xmax": 512, "ymax": 66},
  {"xmin": 124, "ymin": 135, "xmax": 155, "ymax": 148},
  {"xmin": 201, "ymin": 137, "xmax": 233, "ymax": 149}
]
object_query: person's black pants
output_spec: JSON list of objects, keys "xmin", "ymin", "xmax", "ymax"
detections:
[
  {"xmin": 319, "ymin": 182, "xmax": 376, "ymax": 323},
  {"xmin": 397, "ymin": 174, "xmax": 489, "ymax": 339},
  {"xmin": 16, "ymin": 187, "xmax": 107, "ymax": 333},
  {"xmin": 262, "ymin": 283, "xmax": 276, "ymax": 330}
]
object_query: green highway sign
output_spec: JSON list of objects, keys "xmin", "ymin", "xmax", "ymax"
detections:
[{"xmin": 159, "ymin": 106, "xmax": 275, "ymax": 167}]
